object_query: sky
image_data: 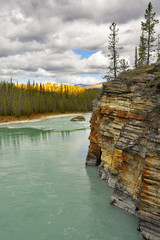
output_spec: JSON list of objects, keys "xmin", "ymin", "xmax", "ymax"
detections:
[{"xmin": 0, "ymin": 0, "xmax": 160, "ymax": 85}]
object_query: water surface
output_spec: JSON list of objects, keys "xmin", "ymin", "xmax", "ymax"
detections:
[{"xmin": 0, "ymin": 113, "xmax": 142, "ymax": 240}]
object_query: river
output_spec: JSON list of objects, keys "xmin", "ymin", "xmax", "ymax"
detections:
[{"xmin": 0, "ymin": 113, "xmax": 142, "ymax": 240}]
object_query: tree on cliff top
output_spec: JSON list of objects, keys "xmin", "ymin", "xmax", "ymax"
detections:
[
  {"xmin": 141, "ymin": 2, "xmax": 159, "ymax": 65},
  {"xmin": 108, "ymin": 22, "xmax": 122, "ymax": 80},
  {"xmin": 157, "ymin": 34, "xmax": 160, "ymax": 59},
  {"xmin": 119, "ymin": 59, "xmax": 129, "ymax": 71},
  {"xmin": 138, "ymin": 30, "xmax": 147, "ymax": 66},
  {"xmin": 134, "ymin": 46, "xmax": 138, "ymax": 68}
]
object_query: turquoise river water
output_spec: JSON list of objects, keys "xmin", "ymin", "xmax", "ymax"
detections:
[{"xmin": 0, "ymin": 113, "xmax": 142, "ymax": 240}]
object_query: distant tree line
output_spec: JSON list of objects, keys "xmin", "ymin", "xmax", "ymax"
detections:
[
  {"xmin": 106, "ymin": 2, "xmax": 159, "ymax": 79},
  {"xmin": 0, "ymin": 81, "xmax": 101, "ymax": 117}
]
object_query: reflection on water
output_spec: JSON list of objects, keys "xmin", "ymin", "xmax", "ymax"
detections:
[
  {"xmin": 0, "ymin": 128, "xmax": 89, "ymax": 149},
  {"xmin": 0, "ymin": 128, "xmax": 47, "ymax": 149}
]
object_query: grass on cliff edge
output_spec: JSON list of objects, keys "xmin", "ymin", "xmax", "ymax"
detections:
[{"xmin": 118, "ymin": 65, "xmax": 154, "ymax": 80}]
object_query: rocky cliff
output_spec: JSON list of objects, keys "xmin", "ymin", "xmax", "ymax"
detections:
[{"xmin": 86, "ymin": 60, "xmax": 160, "ymax": 240}]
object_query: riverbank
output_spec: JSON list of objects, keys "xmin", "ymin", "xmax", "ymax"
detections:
[{"xmin": 0, "ymin": 112, "xmax": 91, "ymax": 126}]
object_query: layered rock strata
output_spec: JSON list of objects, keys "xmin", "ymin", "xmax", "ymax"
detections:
[{"xmin": 86, "ymin": 62, "xmax": 160, "ymax": 240}]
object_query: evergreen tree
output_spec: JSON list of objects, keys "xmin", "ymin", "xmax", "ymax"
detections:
[
  {"xmin": 157, "ymin": 34, "xmax": 160, "ymax": 59},
  {"xmin": 138, "ymin": 30, "xmax": 147, "ymax": 66},
  {"xmin": 134, "ymin": 46, "xmax": 138, "ymax": 68},
  {"xmin": 141, "ymin": 2, "xmax": 159, "ymax": 65},
  {"xmin": 108, "ymin": 22, "xmax": 121, "ymax": 80},
  {"xmin": 27, "ymin": 79, "xmax": 31, "ymax": 90},
  {"xmin": 10, "ymin": 78, "xmax": 13, "ymax": 115},
  {"xmin": 119, "ymin": 59, "xmax": 129, "ymax": 71}
]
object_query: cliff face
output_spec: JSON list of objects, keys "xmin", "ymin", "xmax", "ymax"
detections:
[{"xmin": 86, "ymin": 61, "xmax": 160, "ymax": 240}]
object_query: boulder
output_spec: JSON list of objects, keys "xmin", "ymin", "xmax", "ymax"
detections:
[{"xmin": 70, "ymin": 115, "xmax": 85, "ymax": 121}]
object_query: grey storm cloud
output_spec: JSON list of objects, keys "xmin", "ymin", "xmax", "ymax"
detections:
[
  {"xmin": 12, "ymin": 0, "xmax": 160, "ymax": 23},
  {"xmin": 0, "ymin": 0, "xmax": 160, "ymax": 84}
]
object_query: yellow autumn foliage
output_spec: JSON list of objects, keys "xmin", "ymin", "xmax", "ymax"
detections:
[{"xmin": 16, "ymin": 82, "xmax": 85, "ymax": 95}]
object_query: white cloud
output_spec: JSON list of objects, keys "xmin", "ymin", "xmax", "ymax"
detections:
[
  {"xmin": 56, "ymin": 74, "xmax": 103, "ymax": 85},
  {"xmin": 0, "ymin": 0, "xmax": 159, "ymax": 84},
  {"xmin": 80, "ymin": 51, "xmax": 108, "ymax": 73}
]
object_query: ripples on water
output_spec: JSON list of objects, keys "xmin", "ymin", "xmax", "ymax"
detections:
[{"xmin": 0, "ymin": 113, "xmax": 142, "ymax": 240}]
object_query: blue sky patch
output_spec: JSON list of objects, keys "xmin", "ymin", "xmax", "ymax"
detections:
[{"xmin": 72, "ymin": 49, "xmax": 98, "ymax": 59}]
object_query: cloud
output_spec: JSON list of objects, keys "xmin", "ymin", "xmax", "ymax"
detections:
[
  {"xmin": 56, "ymin": 74, "xmax": 103, "ymax": 85},
  {"xmin": 0, "ymin": 0, "xmax": 159, "ymax": 84}
]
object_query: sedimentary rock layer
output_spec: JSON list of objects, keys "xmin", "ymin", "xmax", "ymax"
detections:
[{"xmin": 86, "ymin": 62, "xmax": 160, "ymax": 240}]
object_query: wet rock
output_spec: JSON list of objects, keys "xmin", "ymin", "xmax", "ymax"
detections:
[{"xmin": 86, "ymin": 153, "xmax": 97, "ymax": 166}]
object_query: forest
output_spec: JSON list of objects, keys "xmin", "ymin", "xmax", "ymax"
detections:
[{"xmin": 0, "ymin": 81, "xmax": 101, "ymax": 117}]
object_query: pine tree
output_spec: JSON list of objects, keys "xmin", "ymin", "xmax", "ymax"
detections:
[
  {"xmin": 134, "ymin": 46, "xmax": 138, "ymax": 68},
  {"xmin": 27, "ymin": 79, "xmax": 31, "ymax": 90},
  {"xmin": 119, "ymin": 59, "xmax": 129, "ymax": 71},
  {"xmin": 157, "ymin": 34, "xmax": 160, "ymax": 59},
  {"xmin": 108, "ymin": 22, "xmax": 121, "ymax": 80},
  {"xmin": 138, "ymin": 30, "xmax": 147, "ymax": 66},
  {"xmin": 141, "ymin": 2, "xmax": 159, "ymax": 65},
  {"xmin": 10, "ymin": 78, "xmax": 13, "ymax": 115}
]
